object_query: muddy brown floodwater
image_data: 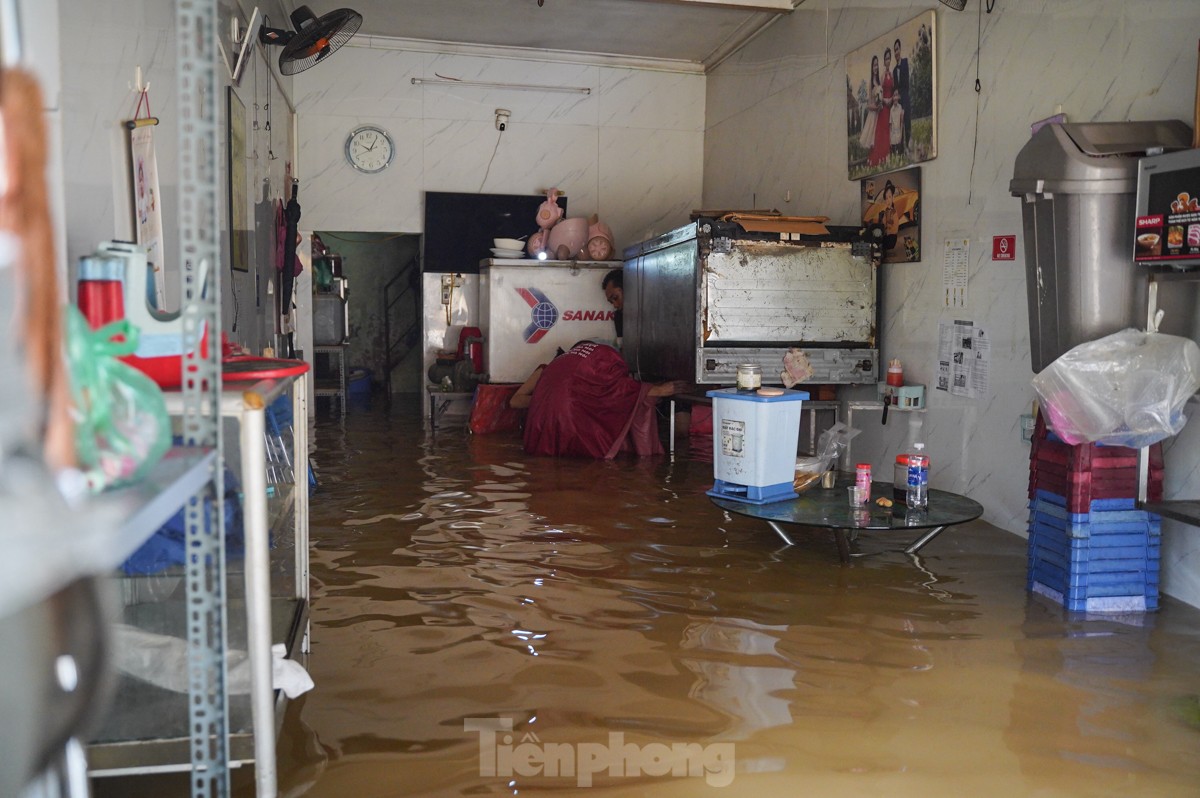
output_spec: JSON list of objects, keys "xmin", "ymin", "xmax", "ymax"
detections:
[{"xmin": 97, "ymin": 396, "xmax": 1200, "ymax": 797}]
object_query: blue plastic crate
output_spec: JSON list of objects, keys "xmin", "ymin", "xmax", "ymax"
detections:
[
  {"xmin": 1030, "ymin": 544, "xmax": 1159, "ymax": 575},
  {"xmin": 1028, "ymin": 519, "xmax": 1161, "ymax": 548},
  {"xmin": 1027, "ymin": 528, "xmax": 1160, "ymax": 561},
  {"xmin": 1032, "ymin": 580, "xmax": 1159, "ymax": 613},
  {"xmin": 1036, "ymin": 566, "xmax": 1156, "ymax": 604},
  {"xmin": 1029, "ymin": 521, "xmax": 1158, "ymax": 549},
  {"xmin": 1031, "ymin": 559, "xmax": 1159, "ymax": 592},
  {"xmin": 1031, "ymin": 554, "xmax": 1160, "ymax": 585},
  {"xmin": 1028, "ymin": 526, "xmax": 1161, "ymax": 560},
  {"xmin": 1029, "ymin": 497, "xmax": 1160, "ymax": 526},
  {"xmin": 1032, "ymin": 489, "xmax": 1136, "ymax": 512},
  {"xmin": 1028, "ymin": 511, "xmax": 1161, "ymax": 540}
]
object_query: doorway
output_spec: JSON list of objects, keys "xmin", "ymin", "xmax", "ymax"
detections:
[{"xmin": 312, "ymin": 232, "xmax": 423, "ymax": 397}]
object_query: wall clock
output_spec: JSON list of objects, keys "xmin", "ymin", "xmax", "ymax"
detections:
[{"xmin": 345, "ymin": 125, "xmax": 394, "ymax": 174}]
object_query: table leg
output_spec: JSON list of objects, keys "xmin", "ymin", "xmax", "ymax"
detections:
[
  {"xmin": 833, "ymin": 529, "xmax": 851, "ymax": 564},
  {"xmin": 669, "ymin": 399, "xmax": 675, "ymax": 455},
  {"xmin": 766, "ymin": 521, "xmax": 794, "ymax": 546},
  {"xmin": 904, "ymin": 525, "xmax": 947, "ymax": 556}
]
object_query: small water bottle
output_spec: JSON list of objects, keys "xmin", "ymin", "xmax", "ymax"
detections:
[{"xmin": 906, "ymin": 443, "xmax": 929, "ymax": 509}]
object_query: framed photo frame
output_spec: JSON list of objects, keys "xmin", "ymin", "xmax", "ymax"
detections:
[
  {"xmin": 227, "ymin": 87, "xmax": 250, "ymax": 272},
  {"xmin": 846, "ymin": 10, "xmax": 936, "ymax": 181},
  {"xmin": 861, "ymin": 167, "xmax": 921, "ymax": 263}
]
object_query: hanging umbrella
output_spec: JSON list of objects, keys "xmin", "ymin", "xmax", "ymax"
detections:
[{"xmin": 280, "ymin": 180, "xmax": 302, "ymax": 356}]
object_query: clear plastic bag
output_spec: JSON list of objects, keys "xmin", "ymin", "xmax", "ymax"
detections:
[
  {"xmin": 1031, "ymin": 328, "xmax": 1200, "ymax": 448},
  {"xmin": 794, "ymin": 422, "xmax": 860, "ymax": 491},
  {"xmin": 64, "ymin": 305, "xmax": 171, "ymax": 491}
]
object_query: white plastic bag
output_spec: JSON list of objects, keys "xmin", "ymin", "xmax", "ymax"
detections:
[{"xmin": 1031, "ymin": 329, "xmax": 1200, "ymax": 447}]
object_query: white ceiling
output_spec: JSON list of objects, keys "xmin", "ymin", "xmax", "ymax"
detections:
[{"xmin": 282, "ymin": 0, "xmax": 805, "ymax": 73}]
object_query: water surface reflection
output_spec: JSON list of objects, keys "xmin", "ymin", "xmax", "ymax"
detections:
[{"xmin": 271, "ymin": 399, "xmax": 1200, "ymax": 797}]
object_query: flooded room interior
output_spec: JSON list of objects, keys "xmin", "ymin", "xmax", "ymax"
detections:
[{"xmin": 6, "ymin": 1, "xmax": 1200, "ymax": 797}]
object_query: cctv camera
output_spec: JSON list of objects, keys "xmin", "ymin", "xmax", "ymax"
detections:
[{"xmin": 495, "ymin": 108, "xmax": 511, "ymax": 132}]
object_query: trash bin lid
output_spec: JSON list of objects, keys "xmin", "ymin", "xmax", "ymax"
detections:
[{"xmin": 1010, "ymin": 120, "xmax": 1192, "ymax": 196}]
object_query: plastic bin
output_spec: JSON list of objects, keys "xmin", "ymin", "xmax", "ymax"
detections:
[
  {"xmin": 705, "ymin": 388, "xmax": 808, "ymax": 504},
  {"xmin": 1009, "ymin": 120, "xmax": 1191, "ymax": 371},
  {"xmin": 348, "ymin": 367, "xmax": 372, "ymax": 396}
]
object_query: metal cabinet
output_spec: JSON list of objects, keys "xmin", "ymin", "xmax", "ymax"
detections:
[{"xmin": 622, "ymin": 219, "xmax": 878, "ymax": 385}]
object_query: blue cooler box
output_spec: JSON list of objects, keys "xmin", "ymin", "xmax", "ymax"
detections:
[{"xmin": 706, "ymin": 388, "xmax": 808, "ymax": 504}]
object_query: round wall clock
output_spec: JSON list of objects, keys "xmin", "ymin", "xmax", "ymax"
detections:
[{"xmin": 345, "ymin": 125, "xmax": 394, "ymax": 174}]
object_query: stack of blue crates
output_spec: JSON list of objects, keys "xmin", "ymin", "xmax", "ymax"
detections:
[{"xmin": 1027, "ymin": 413, "xmax": 1163, "ymax": 613}]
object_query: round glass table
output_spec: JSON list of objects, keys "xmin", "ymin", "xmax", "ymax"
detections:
[{"xmin": 710, "ymin": 477, "xmax": 983, "ymax": 563}]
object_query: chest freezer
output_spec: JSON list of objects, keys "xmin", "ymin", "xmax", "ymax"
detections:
[
  {"xmin": 479, "ymin": 259, "xmax": 621, "ymax": 383},
  {"xmin": 622, "ymin": 218, "xmax": 879, "ymax": 385}
]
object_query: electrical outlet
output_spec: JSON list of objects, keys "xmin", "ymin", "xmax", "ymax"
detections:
[{"xmin": 440, "ymin": 274, "xmax": 463, "ymax": 304}]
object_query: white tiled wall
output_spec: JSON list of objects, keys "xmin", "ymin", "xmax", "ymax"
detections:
[
  {"xmin": 293, "ymin": 46, "xmax": 705, "ymax": 252},
  {"xmin": 704, "ymin": 0, "xmax": 1200, "ymax": 607}
]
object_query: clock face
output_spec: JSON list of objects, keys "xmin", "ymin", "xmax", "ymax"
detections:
[{"xmin": 345, "ymin": 126, "xmax": 394, "ymax": 174}]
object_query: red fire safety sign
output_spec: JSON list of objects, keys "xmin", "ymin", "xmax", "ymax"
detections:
[{"xmin": 992, "ymin": 235, "xmax": 1016, "ymax": 261}]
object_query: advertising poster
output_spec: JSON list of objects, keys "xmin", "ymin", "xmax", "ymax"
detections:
[
  {"xmin": 861, "ymin": 167, "xmax": 920, "ymax": 263},
  {"xmin": 1134, "ymin": 161, "xmax": 1200, "ymax": 264}
]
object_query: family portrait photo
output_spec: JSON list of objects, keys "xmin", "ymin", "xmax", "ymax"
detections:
[{"xmin": 846, "ymin": 11, "xmax": 936, "ymax": 181}]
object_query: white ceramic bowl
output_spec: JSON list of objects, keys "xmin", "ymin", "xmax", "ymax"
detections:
[{"xmin": 494, "ymin": 237, "xmax": 525, "ymax": 250}]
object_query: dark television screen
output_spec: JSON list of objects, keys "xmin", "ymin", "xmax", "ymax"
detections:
[{"xmin": 422, "ymin": 191, "xmax": 567, "ymax": 274}]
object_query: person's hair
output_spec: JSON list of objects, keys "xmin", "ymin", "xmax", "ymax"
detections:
[
  {"xmin": 883, "ymin": 180, "xmax": 896, "ymax": 199},
  {"xmin": 894, "ymin": 38, "xmax": 902, "ymax": 51},
  {"xmin": 870, "ymin": 55, "xmax": 880, "ymax": 87},
  {"xmin": 602, "ymin": 268, "xmax": 622, "ymax": 290}
]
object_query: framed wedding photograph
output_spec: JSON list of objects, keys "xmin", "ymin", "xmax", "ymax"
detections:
[{"xmin": 846, "ymin": 10, "xmax": 936, "ymax": 181}]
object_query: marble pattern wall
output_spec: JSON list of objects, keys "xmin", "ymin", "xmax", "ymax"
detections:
[
  {"xmin": 704, "ymin": 0, "xmax": 1200, "ymax": 607},
  {"xmin": 58, "ymin": 0, "xmax": 293, "ymax": 353},
  {"xmin": 292, "ymin": 46, "xmax": 705, "ymax": 250}
]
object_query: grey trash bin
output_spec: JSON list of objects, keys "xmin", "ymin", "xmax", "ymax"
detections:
[{"xmin": 1009, "ymin": 120, "xmax": 1192, "ymax": 372}]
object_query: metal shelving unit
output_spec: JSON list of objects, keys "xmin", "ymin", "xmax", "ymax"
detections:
[
  {"xmin": 89, "ymin": 375, "xmax": 310, "ymax": 794},
  {"xmin": 1139, "ymin": 269, "xmax": 1200, "ymax": 526},
  {"xmin": 313, "ymin": 344, "xmax": 348, "ymax": 416}
]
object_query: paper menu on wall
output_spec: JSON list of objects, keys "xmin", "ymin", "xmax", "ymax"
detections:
[
  {"xmin": 942, "ymin": 238, "xmax": 969, "ymax": 308},
  {"xmin": 936, "ymin": 319, "xmax": 990, "ymax": 398}
]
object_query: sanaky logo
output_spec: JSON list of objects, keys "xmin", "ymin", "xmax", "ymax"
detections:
[{"xmin": 516, "ymin": 287, "xmax": 558, "ymax": 343}]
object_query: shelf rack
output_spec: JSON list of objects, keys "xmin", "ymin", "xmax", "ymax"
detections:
[
  {"xmin": 314, "ymin": 344, "xmax": 348, "ymax": 417},
  {"xmin": 88, "ymin": 374, "xmax": 310, "ymax": 796},
  {"xmin": 1139, "ymin": 269, "xmax": 1200, "ymax": 526}
]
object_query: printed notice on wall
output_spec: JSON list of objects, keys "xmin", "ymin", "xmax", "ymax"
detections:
[
  {"xmin": 942, "ymin": 238, "xmax": 970, "ymax": 308},
  {"xmin": 936, "ymin": 319, "xmax": 990, "ymax": 398}
]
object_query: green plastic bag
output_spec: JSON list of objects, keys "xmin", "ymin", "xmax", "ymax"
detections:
[{"xmin": 64, "ymin": 305, "xmax": 171, "ymax": 492}]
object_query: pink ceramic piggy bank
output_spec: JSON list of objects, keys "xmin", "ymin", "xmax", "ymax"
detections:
[
  {"xmin": 586, "ymin": 220, "xmax": 615, "ymax": 261},
  {"xmin": 535, "ymin": 187, "xmax": 564, "ymax": 230}
]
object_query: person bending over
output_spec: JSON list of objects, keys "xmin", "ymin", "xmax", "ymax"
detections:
[
  {"xmin": 602, "ymin": 268, "xmax": 623, "ymax": 341},
  {"xmin": 510, "ymin": 341, "xmax": 684, "ymax": 459}
]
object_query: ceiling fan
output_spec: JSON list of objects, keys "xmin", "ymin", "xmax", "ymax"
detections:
[{"xmin": 258, "ymin": 5, "xmax": 363, "ymax": 76}]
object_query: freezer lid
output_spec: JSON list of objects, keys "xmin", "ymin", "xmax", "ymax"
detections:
[{"xmin": 621, "ymin": 222, "xmax": 698, "ymax": 261}]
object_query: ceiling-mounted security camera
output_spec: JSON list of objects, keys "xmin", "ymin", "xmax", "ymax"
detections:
[{"xmin": 495, "ymin": 109, "xmax": 511, "ymax": 132}]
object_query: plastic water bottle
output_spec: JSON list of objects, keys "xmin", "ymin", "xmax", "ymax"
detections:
[{"xmin": 906, "ymin": 443, "xmax": 929, "ymax": 509}]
